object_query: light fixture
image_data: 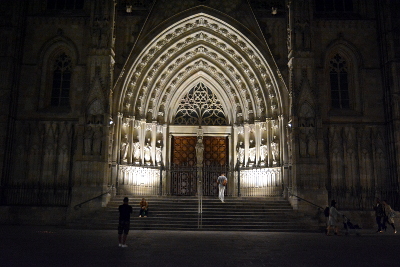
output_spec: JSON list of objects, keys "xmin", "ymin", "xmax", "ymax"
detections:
[
  {"xmin": 126, "ymin": 5, "xmax": 132, "ymax": 13},
  {"xmin": 271, "ymin": 7, "xmax": 277, "ymax": 15}
]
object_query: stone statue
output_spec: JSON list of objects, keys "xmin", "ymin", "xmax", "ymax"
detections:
[
  {"xmin": 144, "ymin": 143, "xmax": 151, "ymax": 163},
  {"xmin": 271, "ymin": 136, "xmax": 279, "ymax": 163},
  {"xmin": 156, "ymin": 147, "xmax": 162, "ymax": 164},
  {"xmin": 120, "ymin": 135, "xmax": 129, "ymax": 162},
  {"xmin": 238, "ymin": 147, "xmax": 244, "ymax": 165},
  {"xmin": 133, "ymin": 142, "xmax": 141, "ymax": 162},
  {"xmin": 260, "ymin": 144, "xmax": 268, "ymax": 162},
  {"xmin": 195, "ymin": 138, "xmax": 204, "ymax": 165},
  {"xmin": 248, "ymin": 147, "xmax": 256, "ymax": 163},
  {"xmin": 83, "ymin": 126, "xmax": 94, "ymax": 155},
  {"xmin": 299, "ymin": 129, "xmax": 308, "ymax": 157}
]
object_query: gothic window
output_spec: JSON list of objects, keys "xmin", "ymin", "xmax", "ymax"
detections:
[
  {"xmin": 329, "ymin": 54, "xmax": 349, "ymax": 109},
  {"xmin": 174, "ymin": 83, "xmax": 227, "ymax": 126},
  {"xmin": 51, "ymin": 53, "xmax": 72, "ymax": 107},
  {"xmin": 47, "ymin": 0, "xmax": 85, "ymax": 10}
]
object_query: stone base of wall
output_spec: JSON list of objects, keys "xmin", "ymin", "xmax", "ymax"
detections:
[
  {"xmin": 0, "ymin": 206, "xmax": 67, "ymax": 225},
  {"xmin": 66, "ymin": 186, "xmax": 112, "ymax": 223}
]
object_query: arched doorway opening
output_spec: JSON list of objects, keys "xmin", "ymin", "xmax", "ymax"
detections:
[{"xmin": 111, "ymin": 12, "xmax": 289, "ymax": 197}]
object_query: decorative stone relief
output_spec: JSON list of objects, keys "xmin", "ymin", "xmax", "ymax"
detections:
[{"xmin": 123, "ymin": 14, "xmax": 280, "ymax": 121}]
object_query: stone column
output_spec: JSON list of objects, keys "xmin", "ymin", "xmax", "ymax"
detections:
[
  {"xmin": 195, "ymin": 137, "xmax": 204, "ymax": 197},
  {"xmin": 232, "ymin": 125, "xmax": 238, "ymax": 168},
  {"xmin": 244, "ymin": 123, "xmax": 250, "ymax": 167},
  {"xmin": 139, "ymin": 119, "xmax": 146, "ymax": 165},
  {"xmin": 286, "ymin": 0, "xmax": 328, "ymax": 211},
  {"xmin": 255, "ymin": 121, "xmax": 261, "ymax": 166},
  {"xmin": 127, "ymin": 117, "xmax": 134, "ymax": 164},
  {"xmin": 113, "ymin": 113, "xmax": 123, "ymax": 163},
  {"xmin": 162, "ymin": 125, "xmax": 168, "ymax": 167},
  {"xmin": 151, "ymin": 121, "xmax": 157, "ymax": 166}
]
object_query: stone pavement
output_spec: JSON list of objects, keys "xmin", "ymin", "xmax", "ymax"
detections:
[{"xmin": 1, "ymin": 225, "xmax": 400, "ymax": 267}]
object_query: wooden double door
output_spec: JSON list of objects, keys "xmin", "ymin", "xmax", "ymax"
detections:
[{"xmin": 170, "ymin": 136, "xmax": 228, "ymax": 196}]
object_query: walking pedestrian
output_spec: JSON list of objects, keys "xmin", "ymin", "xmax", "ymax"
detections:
[
  {"xmin": 217, "ymin": 173, "xmax": 227, "ymax": 203},
  {"xmin": 382, "ymin": 200, "xmax": 397, "ymax": 234},
  {"xmin": 373, "ymin": 198, "xmax": 385, "ymax": 233},
  {"xmin": 326, "ymin": 200, "xmax": 343, "ymax": 236},
  {"xmin": 118, "ymin": 197, "xmax": 133, "ymax": 247}
]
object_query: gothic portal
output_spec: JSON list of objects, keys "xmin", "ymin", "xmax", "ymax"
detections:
[{"xmin": 113, "ymin": 12, "xmax": 288, "ymax": 197}]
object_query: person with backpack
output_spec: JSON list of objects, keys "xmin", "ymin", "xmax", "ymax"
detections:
[
  {"xmin": 326, "ymin": 200, "xmax": 343, "ymax": 236},
  {"xmin": 217, "ymin": 173, "xmax": 228, "ymax": 203},
  {"xmin": 382, "ymin": 200, "xmax": 397, "ymax": 234}
]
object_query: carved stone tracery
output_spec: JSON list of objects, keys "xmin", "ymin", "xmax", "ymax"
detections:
[{"xmin": 121, "ymin": 14, "xmax": 282, "ymax": 124}]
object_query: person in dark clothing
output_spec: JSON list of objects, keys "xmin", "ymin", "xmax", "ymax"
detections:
[
  {"xmin": 373, "ymin": 198, "xmax": 385, "ymax": 232},
  {"xmin": 382, "ymin": 200, "xmax": 397, "ymax": 234},
  {"xmin": 118, "ymin": 197, "xmax": 133, "ymax": 247}
]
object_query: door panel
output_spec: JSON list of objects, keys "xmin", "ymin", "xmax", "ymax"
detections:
[
  {"xmin": 202, "ymin": 136, "xmax": 228, "ymax": 196},
  {"xmin": 170, "ymin": 137, "xmax": 197, "ymax": 195},
  {"xmin": 170, "ymin": 136, "xmax": 228, "ymax": 196}
]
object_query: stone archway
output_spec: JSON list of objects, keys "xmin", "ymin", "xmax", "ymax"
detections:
[{"xmin": 112, "ymin": 12, "xmax": 289, "ymax": 197}]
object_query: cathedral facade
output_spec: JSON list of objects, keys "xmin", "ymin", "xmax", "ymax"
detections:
[{"xmin": 1, "ymin": 0, "xmax": 399, "ymax": 224}]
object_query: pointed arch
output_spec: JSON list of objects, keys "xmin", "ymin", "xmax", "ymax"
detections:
[
  {"xmin": 172, "ymin": 81, "xmax": 228, "ymax": 126},
  {"xmin": 114, "ymin": 13, "xmax": 287, "ymax": 124},
  {"xmin": 165, "ymin": 71, "xmax": 237, "ymax": 125},
  {"xmin": 324, "ymin": 38, "xmax": 363, "ymax": 115},
  {"xmin": 37, "ymin": 35, "xmax": 79, "ymax": 111}
]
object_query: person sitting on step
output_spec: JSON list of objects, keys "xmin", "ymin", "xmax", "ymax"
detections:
[{"xmin": 139, "ymin": 198, "xmax": 149, "ymax": 217}]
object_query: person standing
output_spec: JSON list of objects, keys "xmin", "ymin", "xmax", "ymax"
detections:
[
  {"xmin": 382, "ymin": 200, "xmax": 397, "ymax": 234},
  {"xmin": 373, "ymin": 198, "xmax": 385, "ymax": 232},
  {"xmin": 326, "ymin": 200, "xmax": 343, "ymax": 236},
  {"xmin": 139, "ymin": 198, "xmax": 149, "ymax": 217},
  {"xmin": 118, "ymin": 197, "xmax": 133, "ymax": 247},
  {"xmin": 217, "ymin": 173, "xmax": 227, "ymax": 203}
]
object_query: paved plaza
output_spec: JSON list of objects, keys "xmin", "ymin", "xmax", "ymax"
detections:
[{"xmin": 1, "ymin": 225, "xmax": 400, "ymax": 267}]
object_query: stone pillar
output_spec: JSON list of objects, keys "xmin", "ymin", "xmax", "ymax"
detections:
[
  {"xmin": 255, "ymin": 121, "xmax": 261, "ymax": 166},
  {"xmin": 127, "ymin": 117, "xmax": 134, "ymax": 164},
  {"xmin": 195, "ymin": 137, "xmax": 204, "ymax": 197},
  {"xmin": 151, "ymin": 121, "xmax": 157, "ymax": 166},
  {"xmin": 287, "ymin": 0, "xmax": 327, "ymax": 212},
  {"xmin": 244, "ymin": 123, "xmax": 250, "ymax": 167},
  {"xmin": 114, "ymin": 113, "xmax": 123, "ymax": 163},
  {"xmin": 162, "ymin": 125, "xmax": 168, "ymax": 167},
  {"xmin": 232, "ymin": 125, "xmax": 238, "ymax": 167},
  {"xmin": 139, "ymin": 119, "xmax": 146, "ymax": 165}
]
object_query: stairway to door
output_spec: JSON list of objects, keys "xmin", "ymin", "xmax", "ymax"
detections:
[{"xmin": 69, "ymin": 196, "xmax": 319, "ymax": 232}]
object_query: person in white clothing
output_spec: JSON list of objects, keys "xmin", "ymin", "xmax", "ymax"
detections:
[
  {"xmin": 326, "ymin": 200, "xmax": 343, "ymax": 236},
  {"xmin": 217, "ymin": 173, "xmax": 227, "ymax": 203}
]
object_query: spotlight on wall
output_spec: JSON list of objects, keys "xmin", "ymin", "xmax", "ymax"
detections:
[{"xmin": 271, "ymin": 7, "xmax": 278, "ymax": 15}]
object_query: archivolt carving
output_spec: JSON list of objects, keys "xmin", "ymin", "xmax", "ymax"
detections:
[
  {"xmin": 136, "ymin": 40, "xmax": 259, "ymax": 110},
  {"xmin": 121, "ymin": 13, "xmax": 282, "ymax": 124}
]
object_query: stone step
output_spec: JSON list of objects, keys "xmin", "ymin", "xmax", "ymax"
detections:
[{"xmin": 69, "ymin": 196, "xmax": 316, "ymax": 232}]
